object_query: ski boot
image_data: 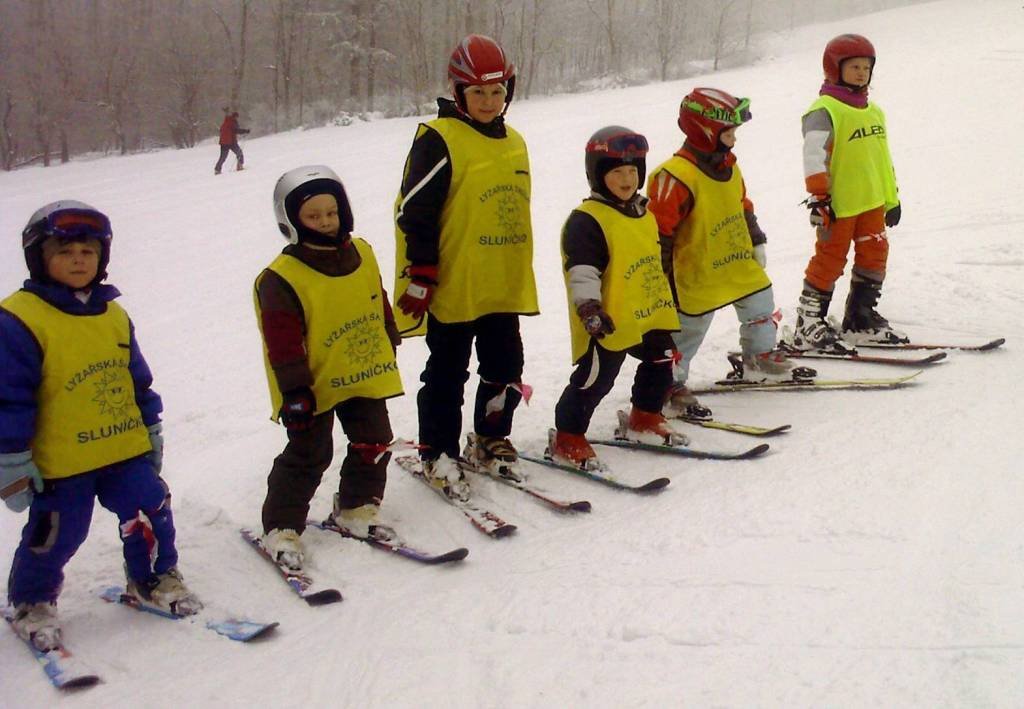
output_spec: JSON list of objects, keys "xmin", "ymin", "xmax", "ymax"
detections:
[
  {"xmin": 841, "ymin": 280, "xmax": 909, "ymax": 345},
  {"xmin": 331, "ymin": 495, "xmax": 399, "ymax": 543},
  {"xmin": 262, "ymin": 528, "xmax": 305, "ymax": 571},
  {"xmin": 662, "ymin": 382, "xmax": 713, "ymax": 421},
  {"xmin": 422, "ymin": 454, "xmax": 471, "ymax": 502},
  {"xmin": 126, "ymin": 567, "xmax": 203, "ymax": 616},
  {"xmin": 10, "ymin": 601, "xmax": 62, "ymax": 652},
  {"xmin": 615, "ymin": 407, "xmax": 689, "ymax": 446},
  {"xmin": 787, "ymin": 282, "xmax": 856, "ymax": 354},
  {"xmin": 547, "ymin": 429, "xmax": 603, "ymax": 471},
  {"xmin": 463, "ymin": 433, "xmax": 524, "ymax": 483},
  {"xmin": 727, "ymin": 352, "xmax": 816, "ymax": 383}
]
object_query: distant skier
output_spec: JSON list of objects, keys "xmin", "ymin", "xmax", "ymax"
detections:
[
  {"xmin": 547, "ymin": 126, "xmax": 683, "ymax": 470},
  {"xmin": 392, "ymin": 34, "xmax": 538, "ymax": 495},
  {"xmin": 255, "ymin": 166, "xmax": 403, "ymax": 571},
  {"xmin": 1, "ymin": 201, "xmax": 200, "ymax": 653},
  {"xmin": 789, "ymin": 34, "xmax": 904, "ymax": 350},
  {"xmin": 647, "ymin": 88, "xmax": 795, "ymax": 399},
  {"xmin": 214, "ymin": 108, "xmax": 249, "ymax": 175}
]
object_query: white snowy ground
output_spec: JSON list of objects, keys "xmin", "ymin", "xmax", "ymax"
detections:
[{"xmin": 1, "ymin": 1, "xmax": 1022, "ymax": 706}]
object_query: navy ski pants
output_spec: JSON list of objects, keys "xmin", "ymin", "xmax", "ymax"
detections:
[{"xmin": 7, "ymin": 455, "xmax": 177, "ymax": 605}]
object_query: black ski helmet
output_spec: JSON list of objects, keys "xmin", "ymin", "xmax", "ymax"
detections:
[
  {"xmin": 584, "ymin": 126, "xmax": 649, "ymax": 199},
  {"xmin": 272, "ymin": 165, "xmax": 354, "ymax": 245},
  {"xmin": 22, "ymin": 200, "xmax": 112, "ymax": 287}
]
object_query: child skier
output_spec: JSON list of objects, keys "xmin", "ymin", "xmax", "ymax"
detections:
[
  {"xmin": 1, "ymin": 201, "xmax": 199, "ymax": 652},
  {"xmin": 647, "ymin": 88, "xmax": 797, "ymax": 408},
  {"xmin": 789, "ymin": 33, "xmax": 903, "ymax": 350},
  {"xmin": 393, "ymin": 34, "xmax": 538, "ymax": 496},
  {"xmin": 256, "ymin": 165, "xmax": 403, "ymax": 571},
  {"xmin": 548, "ymin": 126, "xmax": 683, "ymax": 470}
]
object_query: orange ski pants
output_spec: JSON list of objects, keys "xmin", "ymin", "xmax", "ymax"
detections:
[{"xmin": 804, "ymin": 206, "xmax": 888, "ymax": 292}]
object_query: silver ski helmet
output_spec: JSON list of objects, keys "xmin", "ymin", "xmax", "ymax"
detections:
[
  {"xmin": 22, "ymin": 200, "xmax": 112, "ymax": 286},
  {"xmin": 272, "ymin": 165, "xmax": 353, "ymax": 244}
]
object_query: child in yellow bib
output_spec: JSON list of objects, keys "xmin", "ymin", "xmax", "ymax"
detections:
[
  {"xmin": 255, "ymin": 166, "xmax": 403, "ymax": 571},
  {"xmin": 1, "ymin": 201, "xmax": 199, "ymax": 652},
  {"xmin": 548, "ymin": 127, "xmax": 684, "ymax": 471}
]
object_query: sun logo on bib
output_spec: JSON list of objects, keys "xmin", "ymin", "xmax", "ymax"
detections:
[
  {"xmin": 92, "ymin": 369, "xmax": 133, "ymax": 420},
  {"xmin": 345, "ymin": 320, "xmax": 384, "ymax": 366},
  {"xmin": 641, "ymin": 261, "xmax": 669, "ymax": 301},
  {"xmin": 495, "ymin": 193, "xmax": 521, "ymax": 234}
]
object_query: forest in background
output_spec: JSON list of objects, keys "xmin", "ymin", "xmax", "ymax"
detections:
[{"xmin": 0, "ymin": 0, "xmax": 922, "ymax": 169}]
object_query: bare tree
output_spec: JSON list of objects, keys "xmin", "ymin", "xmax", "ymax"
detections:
[{"xmin": 213, "ymin": 0, "xmax": 252, "ymax": 111}]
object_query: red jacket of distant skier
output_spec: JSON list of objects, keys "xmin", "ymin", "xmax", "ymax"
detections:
[{"xmin": 219, "ymin": 114, "xmax": 241, "ymax": 145}]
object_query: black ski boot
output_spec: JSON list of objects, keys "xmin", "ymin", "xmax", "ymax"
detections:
[{"xmin": 841, "ymin": 280, "xmax": 909, "ymax": 345}]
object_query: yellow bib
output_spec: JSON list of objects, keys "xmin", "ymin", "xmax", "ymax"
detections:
[
  {"xmin": 648, "ymin": 156, "xmax": 771, "ymax": 316},
  {"xmin": 806, "ymin": 96, "xmax": 898, "ymax": 217},
  {"xmin": 394, "ymin": 118, "xmax": 539, "ymax": 336},
  {"xmin": 0, "ymin": 291, "xmax": 151, "ymax": 479},
  {"xmin": 255, "ymin": 238, "xmax": 403, "ymax": 420},
  {"xmin": 563, "ymin": 201, "xmax": 679, "ymax": 363}
]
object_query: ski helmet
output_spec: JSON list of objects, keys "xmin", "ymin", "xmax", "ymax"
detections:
[
  {"xmin": 584, "ymin": 126, "xmax": 649, "ymax": 198},
  {"xmin": 272, "ymin": 165, "xmax": 353, "ymax": 245},
  {"xmin": 22, "ymin": 200, "xmax": 112, "ymax": 286},
  {"xmin": 678, "ymin": 88, "xmax": 751, "ymax": 153},
  {"xmin": 823, "ymin": 34, "xmax": 875, "ymax": 86},
  {"xmin": 448, "ymin": 34, "xmax": 516, "ymax": 114}
]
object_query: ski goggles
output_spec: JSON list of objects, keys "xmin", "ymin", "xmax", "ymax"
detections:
[
  {"xmin": 684, "ymin": 97, "xmax": 752, "ymax": 125},
  {"xmin": 585, "ymin": 132, "xmax": 649, "ymax": 158},
  {"xmin": 25, "ymin": 209, "xmax": 111, "ymax": 246}
]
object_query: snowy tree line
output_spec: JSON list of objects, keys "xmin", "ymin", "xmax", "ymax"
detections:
[{"xmin": 0, "ymin": 0, "xmax": 921, "ymax": 169}]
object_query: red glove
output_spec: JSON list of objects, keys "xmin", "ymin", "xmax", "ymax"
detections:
[
  {"xmin": 280, "ymin": 387, "xmax": 316, "ymax": 431},
  {"xmin": 807, "ymin": 194, "xmax": 834, "ymax": 229},
  {"xmin": 577, "ymin": 300, "xmax": 615, "ymax": 338},
  {"xmin": 397, "ymin": 264, "xmax": 438, "ymax": 319}
]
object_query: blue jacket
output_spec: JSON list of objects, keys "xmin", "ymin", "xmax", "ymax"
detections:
[{"xmin": 0, "ymin": 280, "xmax": 163, "ymax": 454}]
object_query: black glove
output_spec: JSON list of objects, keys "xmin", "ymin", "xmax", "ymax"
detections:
[
  {"xmin": 806, "ymin": 195, "xmax": 834, "ymax": 229},
  {"xmin": 280, "ymin": 387, "xmax": 316, "ymax": 431},
  {"xmin": 885, "ymin": 203, "xmax": 901, "ymax": 227},
  {"xmin": 577, "ymin": 300, "xmax": 615, "ymax": 338},
  {"xmin": 238, "ymin": 128, "xmax": 250, "ymax": 135}
]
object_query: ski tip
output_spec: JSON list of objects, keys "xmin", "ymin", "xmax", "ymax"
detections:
[
  {"xmin": 637, "ymin": 477, "xmax": 671, "ymax": 493},
  {"xmin": 423, "ymin": 547, "xmax": 471, "ymax": 564},
  {"xmin": 980, "ymin": 337, "xmax": 1006, "ymax": 351},
  {"xmin": 568, "ymin": 500, "xmax": 593, "ymax": 513},
  {"xmin": 302, "ymin": 589, "xmax": 343, "ymax": 606},
  {"xmin": 923, "ymin": 352, "xmax": 948, "ymax": 363},
  {"xmin": 746, "ymin": 443, "xmax": 771, "ymax": 458},
  {"xmin": 489, "ymin": 524, "xmax": 518, "ymax": 539},
  {"xmin": 60, "ymin": 674, "xmax": 102, "ymax": 690}
]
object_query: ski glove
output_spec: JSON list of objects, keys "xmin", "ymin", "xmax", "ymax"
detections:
[
  {"xmin": 147, "ymin": 423, "xmax": 164, "ymax": 474},
  {"xmin": 0, "ymin": 451, "xmax": 43, "ymax": 513},
  {"xmin": 396, "ymin": 264, "xmax": 438, "ymax": 319},
  {"xmin": 807, "ymin": 195, "xmax": 834, "ymax": 229},
  {"xmin": 885, "ymin": 203, "xmax": 901, "ymax": 228},
  {"xmin": 280, "ymin": 387, "xmax": 317, "ymax": 432},
  {"xmin": 577, "ymin": 300, "xmax": 616, "ymax": 338},
  {"xmin": 752, "ymin": 243, "xmax": 767, "ymax": 268}
]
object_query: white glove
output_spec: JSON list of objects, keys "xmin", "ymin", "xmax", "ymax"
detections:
[{"xmin": 752, "ymin": 243, "xmax": 766, "ymax": 268}]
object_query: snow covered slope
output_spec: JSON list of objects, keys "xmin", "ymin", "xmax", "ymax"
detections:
[{"xmin": 2, "ymin": 1, "xmax": 1022, "ymax": 706}]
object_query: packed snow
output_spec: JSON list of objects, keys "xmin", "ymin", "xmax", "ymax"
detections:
[{"xmin": 2, "ymin": 1, "xmax": 1022, "ymax": 706}]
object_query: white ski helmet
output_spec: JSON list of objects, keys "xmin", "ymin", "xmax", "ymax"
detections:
[{"xmin": 272, "ymin": 165, "xmax": 353, "ymax": 244}]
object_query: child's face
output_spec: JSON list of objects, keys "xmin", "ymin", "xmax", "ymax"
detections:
[
  {"xmin": 44, "ymin": 239, "xmax": 100, "ymax": 289},
  {"xmin": 719, "ymin": 127, "xmax": 738, "ymax": 148},
  {"xmin": 298, "ymin": 194, "xmax": 340, "ymax": 238},
  {"xmin": 463, "ymin": 83, "xmax": 507, "ymax": 124},
  {"xmin": 603, "ymin": 165, "xmax": 639, "ymax": 202},
  {"xmin": 841, "ymin": 57, "xmax": 873, "ymax": 87}
]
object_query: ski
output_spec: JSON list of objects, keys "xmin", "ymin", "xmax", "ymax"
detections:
[
  {"xmin": 693, "ymin": 370, "xmax": 923, "ymax": 394},
  {"xmin": 674, "ymin": 417, "xmax": 791, "ymax": 437},
  {"xmin": 310, "ymin": 518, "xmax": 469, "ymax": 565},
  {"xmin": 777, "ymin": 348, "xmax": 947, "ymax": 366},
  {"xmin": 591, "ymin": 438, "xmax": 770, "ymax": 460},
  {"xmin": 395, "ymin": 456, "xmax": 517, "ymax": 538},
  {"xmin": 239, "ymin": 528, "xmax": 343, "ymax": 606},
  {"xmin": 98, "ymin": 586, "xmax": 278, "ymax": 642},
  {"xmin": 518, "ymin": 452, "xmax": 670, "ymax": 493},
  {"xmin": 457, "ymin": 459, "xmax": 592, "ymax": 513},
  {"xmin": 858, "ymin": 337, "xmax": 1005, "ymax": 352},
  {"xmin": 4, "ymin": 612, "xmax": 100, "ymax": 690}
]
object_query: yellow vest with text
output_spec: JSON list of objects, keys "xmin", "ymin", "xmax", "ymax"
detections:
[
  {"xmin": 255, "ymin": 238, "xmax": 403, "ymax": 420},
  {"xmin": 648, "ymin": 156, "xmax": 771, "ymax": 316},
  {"xmin": 806, "ymin": 95, "xmax": 899, "ymax": 218},
  {"xmin": 564, "ymin": 200, "xmax": 679, "ymax": 363},
  {"xmin": 0, "ymin": 291, "xmax": 151, "ymax": 479},
  {"xmin": 394, "ymin": 118, "xmax": 539, "ymax": 336}
]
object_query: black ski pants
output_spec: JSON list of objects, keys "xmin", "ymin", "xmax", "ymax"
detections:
[
  {"xmin": 262, "ymin": 397, "xmax": 393, "ymax": 534},
  {"xmin": 214, "ymin": 143, "xmax": 244, "ymax": 172},
  {"xmin": 554, "ymin": 330, "xmax": 675, "ymax": 435},
  {"xmin": 418, "ymin": 312, "xmax": 525, "ymax": 460}
]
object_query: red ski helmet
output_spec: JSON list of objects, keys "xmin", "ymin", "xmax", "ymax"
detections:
[
  {"xmin": 447, "ymin": 34, "xmax": 516, "ymax": 113},
  {"xmin": 823, "ymin": 34, "xmax": 875, "ymax": 85},
  {"xmin": 678, "ymin": 88, "xmax": 751, "ymax": 153}
]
